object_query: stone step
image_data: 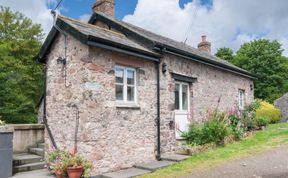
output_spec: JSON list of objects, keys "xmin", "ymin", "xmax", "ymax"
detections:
[
  {"xmin": 29, "ymin": 148, "xmax": 44, "ymax": 157},
  {"xmin": 161, "ymin": 154, "xmax": 190, "ymax": 162},
  {"xmin": 134, "ymin": 160, "xmax": 175, "ymax": 171},
  {"xmin": 37, "ymin": 143, "xmax": 45, "ymax": 149},
  {"xmin": 13, "ymin": 153, "xmax": 43, "ymax": 166},
  {"xmin": 13, "ymin": 162, "xmax": 46, "ymax": 173},
  {"xmin": 102, "ymin": 168, "xmax": 151, "ymax": 178}
]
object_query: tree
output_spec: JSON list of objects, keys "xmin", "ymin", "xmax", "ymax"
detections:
[
  {"xmin": 215, "ymin": 47, "xmax": 234, "ymax": 61},
  {"xmin": 232, "ymin": 39, "xmax": 288, "ymax": 102},
  {"xmin": 0, "ymin": 7, "xmax": 44, "ymax": 123}
]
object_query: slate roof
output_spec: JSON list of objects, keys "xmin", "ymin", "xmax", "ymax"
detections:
[
  {"xmin": 89, "ymin": 12, "xmax": 255, "ymax": 78},
  {"xmin": 37, "ymin": 12, "xmax": 255, "ymax": 79},
  {"xmin": 58, "ymin": 15, "xmax": 159, "ymax": 56},
  {"xmin": 36, "ymin": 15, "xmax": 161, "ymax": 63}
]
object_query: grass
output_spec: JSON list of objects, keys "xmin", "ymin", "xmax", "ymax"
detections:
[{"xmin": 139, "ymin": 123, "xmax": 288, "ymax": 178}]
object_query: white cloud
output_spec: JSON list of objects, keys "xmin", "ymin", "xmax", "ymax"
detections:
[
  {"xmin": 0, "ymin": 0, "xmax": 55, "ymax": 36},
  {"xmin": 79, "ymin": 14, "xmax": 91, "ymax": 22},
  {"xmin": 123, "ymin": 0, "xmax": 288, "ymax": 56}
]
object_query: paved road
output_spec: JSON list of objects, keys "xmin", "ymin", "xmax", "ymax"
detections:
[{"xmin": 185, "ymin": 146, "xmax": 288, "ymax": 178}]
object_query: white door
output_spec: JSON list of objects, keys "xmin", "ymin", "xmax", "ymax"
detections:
[{"xmin": 175, "ymin": 82, "xmax": 190, "ymax": 139}]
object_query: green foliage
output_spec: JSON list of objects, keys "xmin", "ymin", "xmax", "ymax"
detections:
[
  {"xmin": 0, "ymin": 116, "xmax": 5, "ymax": 125},
  {"xmin": 47, "ymin": 150, "xmax": 93, "ymax": 178},
  {"xmin": 255, "ymin": 116, "xmax": 269, "ymax": 127},
  {"xmin": 0, "ymin": 6, "xmax": 44, "ymax": 123},
  {"xmin": 242, "ymin": 100, "xmax": 261, "ymax": 131},
  {"xmin": 231, "ymin": 39, "xmax": 288, "ymax": 102},
  {"xmin": 228, "ymin": 114, "xmax": 244, "ymax": 139},
  {"xmin": 62, "ymin": 154, "xmax": 93, "ymax": 178},
  {"xmin": 215, "ymin": 47, "xmax": 234, "ymax": 61},
  {"xmin": 47, "ymin": 149, "xmax": 71, "ymax": 175},
  {"xmin": 256, "ymin": 100, "xmax": 281, "ymax": 123},
  {"xmin": 183, "ymin": 112, "xmax": 230, "ymax": 146}
]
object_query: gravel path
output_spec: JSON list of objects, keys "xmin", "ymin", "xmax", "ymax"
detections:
[{"xmin": 185, "ymin": 146, "xmax": 288, "ymax": 178}]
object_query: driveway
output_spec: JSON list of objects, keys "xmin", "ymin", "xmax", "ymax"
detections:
[{"xmin": 186, "ymin": 146, "xmax": 288, "ymax": 178}]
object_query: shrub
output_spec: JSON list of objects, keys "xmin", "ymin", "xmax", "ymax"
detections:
[
  {"xmin": 242, "ymin": 100, "xmax": 261, "ymax": 131},
  {"xmin": 256, "ymin": 101, "xmax": 281, "ymax": 124},
  {"xmin": 255, "ymin": 116, "xmax": 269, "ymax": 127},
  {"xmin": 183, "ymin": 111, "xmax": 230, "ymax": 146},
  {"xmin": 228, "ymin": 114, "xmax": 244, "ymax": 139},
  {"xmin": 202, "ymin": 119, "xmax": 229, "ymax": 145}
]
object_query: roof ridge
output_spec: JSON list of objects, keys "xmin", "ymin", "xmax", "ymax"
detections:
[{"xmin": 57, "ymin": 14, "xmax": 126, "ymax": 38}]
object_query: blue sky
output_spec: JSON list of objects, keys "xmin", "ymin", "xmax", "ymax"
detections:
[{"xmin": 48, "ymin": 0, "xmax": 212, "ymax": 20}]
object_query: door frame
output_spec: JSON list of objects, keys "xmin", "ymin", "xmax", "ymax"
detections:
[{"xmin": 174, "ymin": 81, "xmax": 190, "ymax": 139}]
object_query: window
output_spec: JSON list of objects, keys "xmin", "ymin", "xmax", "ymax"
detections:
[
  {"xmin": 115, "ymin": 66, "xmax": 136, "ymax": 103},
  {"xmin": 238, "ymin": 89, "xmax": 245, "ymax": 110},
  {"xmin": 175, "ymin": 82, "xmax": 189, "ymax": 111}
]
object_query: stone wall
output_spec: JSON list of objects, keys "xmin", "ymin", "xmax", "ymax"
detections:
[
  {"xmin": 159, "ymin": 54, "xmax": 254, "ymax": 152},
  {"xmin": 274, "ymin": 93, "xmax": 288, "ymax": 122},
  {"xmin": 9, "ymin": 124, "xmax": 44, "ymax": 153},
  {"xmin": 45, "ymin": 34, "xmax": 157, "ymax": 175},
  {"xmin": 45, "ymin": 34, "xmax": 254, "ymax": 175}
]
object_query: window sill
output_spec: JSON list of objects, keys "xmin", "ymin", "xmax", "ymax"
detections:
[{"xmin": 116, "ymin": 102, "xmax": 141, "ymax": 109}]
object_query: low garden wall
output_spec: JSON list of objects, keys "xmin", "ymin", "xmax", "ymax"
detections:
[{"xmin": 7, "ymin": 124, "xmax": 44, "ymax": 153}]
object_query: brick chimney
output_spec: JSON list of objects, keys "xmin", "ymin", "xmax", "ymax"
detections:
[
  {"xmin": 92, "ymin": 0, "xmax": 115, "ymax": 17},
  {"xmin": 198, "ymin": 35, "xmax": 211, "ymax": 53}
]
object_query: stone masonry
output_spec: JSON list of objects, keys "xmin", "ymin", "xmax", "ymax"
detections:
[
  {"xmin": 44, "ymin": 33, "xmax": 254, "ymax": 174},
  {"xmin": 45, "ymin": 34, "xmax": 157, "ymax": 175},
  {"xmin": 274, "ymin": 93, "xmax": 288, "ymax": 122},
  {"xmin": 159, "ymin": 54, "xmax": 254, "ymax": 152}
]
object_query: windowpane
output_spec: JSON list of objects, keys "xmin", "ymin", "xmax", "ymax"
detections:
[
  {"xmin": 182, "ymin": 85, "xmax": 188, "ymax": 110},
  {"xmin": 127, "ymin": 86, "xmax": 135, "ymax": 101},
  {"xmin": 238, "ymin": 90, "xmax": 245, "ymax": 109},
  {"xmin": 175, "ymin": 84, "xmax": 180, "ymax": 110},
  {"xmin": 115, "ymin": 68, "xmax": 124, "ymax": 84},
  {"xmin": 127, "ymin": 70, "xmax": 135, "ymax": 85},
  {"xmin": 116, "ymin": 85, "xmax": 124, "ymax": 100}
]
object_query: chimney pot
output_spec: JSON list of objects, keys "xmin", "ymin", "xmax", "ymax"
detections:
[
  {"xmin": 201, "ymin": 35, "xmax": 206, "ymax": 42},
  {"xmin": 92, "ymin": 0, "xmax": 115, "ymax": 17},
  {"xmin": 198, "ymin": 35, "xmax": 211, "ymax": 53}
]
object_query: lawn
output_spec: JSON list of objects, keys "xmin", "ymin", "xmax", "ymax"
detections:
[{"xmin": 139, "ymin": 123, "xmax": 288, "ymax": 178}]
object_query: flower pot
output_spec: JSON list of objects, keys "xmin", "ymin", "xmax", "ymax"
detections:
[
  {"xmin": 67, "ymin": 166, "xmax": 83, "ymax": 178},
  {"xmin": 55, "ymin": 170, "xmax": 64, "ymax": 178}
]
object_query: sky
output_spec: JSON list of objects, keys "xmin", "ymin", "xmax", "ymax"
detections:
[{"xmin": 0, "ymin": 0, "xmax": 287, "ymax": 56}]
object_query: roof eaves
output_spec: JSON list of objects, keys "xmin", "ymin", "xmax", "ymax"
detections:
[
  {"xmin": 89, "ymin": 13, "xmax": 256, "ymax": 79},
  {"xmin": 158, "ymin": 45, "xmax": 256, "ymax": 79},
  {"xmin": 87, "ymin": 35, "xmax": 161, "ymax": 62},
  {"xmin": 36, "ymin": 27, "xmax": 59, "ymax": 63}
]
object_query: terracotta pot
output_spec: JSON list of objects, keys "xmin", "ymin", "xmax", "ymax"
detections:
[
  {"xmin": 67, "ymin": 166, "xmax": 83, "ymax": 178},
  {"xmin": 55, "ymin": 170, "xmax": 64, "ymax": 178}
]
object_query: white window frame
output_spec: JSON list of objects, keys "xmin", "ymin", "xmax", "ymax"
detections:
[
  {"xmin": 115, "ymin": 65, "xmax": 137, "ymax": 103},
  {"xmin": 175, "ymin": 82, "xmax": 189, "ymax": 113},
  {"xmin": 238, "ymin": 89, "xmax": 245, "ymax": 110}
]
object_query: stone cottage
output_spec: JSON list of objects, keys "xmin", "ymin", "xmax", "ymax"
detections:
[
  {"xmin": 36, "ymin": 0, "xmax": 255, "ymax": 175},
  {"xmin": 275, "ymin": 93, "xmax": 288, "ymax": 122}
]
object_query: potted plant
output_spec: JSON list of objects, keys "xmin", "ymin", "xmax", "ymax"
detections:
[
  {"xmin": 62, "ymin": 154, "xmax": 93, "ymax": 178},
  {"xmin": 46, "ymin": 150, "xmax": 71, "ymax": 178}
]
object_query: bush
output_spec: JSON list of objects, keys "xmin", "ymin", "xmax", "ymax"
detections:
[
  {"xmin": 242, "ymin": 100, "xmax": 261, "ymax": 131},
  {"xmin": 183, "ymin": 112, "xmax": 230, "ymax": 146},
  {"xmin": 228, "ymin": 114, "xmax": 244, "ymax": 139},
  {"xmin": 256, "ymin": 101, "xmax": 281, "ymax": 123},
  {"xmin": 202, "ymin": 119, "xmax": 229, "ymax": 145},
  {"xmin": 255, "ymin": 116, "xmax": 269, "ymax": 127}
]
